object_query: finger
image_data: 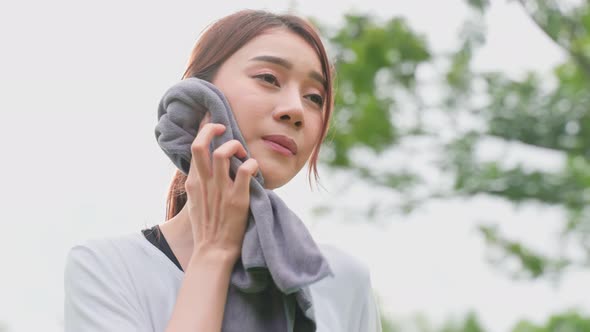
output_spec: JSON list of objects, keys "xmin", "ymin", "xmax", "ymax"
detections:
[
  {"xmin": 198, "ymin": 112, "xmax": 211, "ymax": 131},
  {"xmin": 190, "ymin": 123, "xmax": 226, "ymax": 180},
  {"xmin": 184, "ymin": 165, "xmax": 210, "ymax": 230},
  {"xmin": 212, "ymin": 140, "xmax": 248, "ymax": 188},
  {"xmin": 233, "ymin": 158, "xmax": 258, "ymax": 195}
]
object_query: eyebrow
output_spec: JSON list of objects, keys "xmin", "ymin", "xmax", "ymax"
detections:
[{"xmin": 249, "ymin": 55, "xmax": 327, "ymax": 89}]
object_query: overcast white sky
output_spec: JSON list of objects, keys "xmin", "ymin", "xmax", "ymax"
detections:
[{"xmin": 1, "ymin": 0, "xmax": 588, "ymax": 331}]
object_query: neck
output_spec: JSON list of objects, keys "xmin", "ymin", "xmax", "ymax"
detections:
[{"xmin": 158, "ymin": 203, "xmax": 195, "ymax": 270}]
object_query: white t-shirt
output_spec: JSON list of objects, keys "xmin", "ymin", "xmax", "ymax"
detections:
[{"xmin": 64, "ymin": 231, "xmax": 382, "ymax": 332}]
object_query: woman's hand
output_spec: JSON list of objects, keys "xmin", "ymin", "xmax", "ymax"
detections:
[{"xmin": 185, "ymin": 113, "xmax": 258, "ymax": 264}]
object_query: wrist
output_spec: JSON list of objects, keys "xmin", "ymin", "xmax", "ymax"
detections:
[{"xmin": 190, "ymin": 245, "xmax": 238, "ymax": 269}]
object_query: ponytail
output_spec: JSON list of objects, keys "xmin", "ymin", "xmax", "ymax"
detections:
[{"xmin": 165, "ymin": 169, "xmax": 188, "ymax": 220}]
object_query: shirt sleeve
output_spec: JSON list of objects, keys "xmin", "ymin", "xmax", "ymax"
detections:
[
  {"xmin": 350, "ymin": 267, "xmax": 383, "ymax": 332},
  {"xmin": 64, "ymin": 244, "xmax": 147, "ymax": 332},
  {"xmin": 356, "ymin": 287, "xmax": 383, "ymax": 332}
]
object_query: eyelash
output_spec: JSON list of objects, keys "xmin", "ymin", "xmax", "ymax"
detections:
[{"xmin": 253, "ymin": 73, "xmax": 325, "ymax": 108}]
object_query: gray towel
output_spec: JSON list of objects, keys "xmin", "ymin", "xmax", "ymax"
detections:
[{"xmin": 155, "ymin": 77, "xmax": 333, "ymax": 331}]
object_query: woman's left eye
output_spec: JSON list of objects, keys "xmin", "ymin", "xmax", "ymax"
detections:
[
  {"xmin": 306, "ymin": 94, "xmax": 324, "ymax": 108},
  {"xmin": 254, "ymin": 73, "xmax": 280, "ymax": 87}
]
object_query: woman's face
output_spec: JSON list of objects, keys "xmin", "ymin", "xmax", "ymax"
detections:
[{"xmin": 211, "ymin": 28, "xmax": 326, "ymax": 189}]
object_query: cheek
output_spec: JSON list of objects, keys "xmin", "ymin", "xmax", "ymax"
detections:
[
  {"xmin": 300, "ymin": 118, "xmax": 324, "ymax": 159},
  {"xmin": 309, "ymin": 115, "xmax": 324, "ymax": 143},
  {"xmin": 225, "ymin": 92, "xmax": 267, "ymax": 139}
]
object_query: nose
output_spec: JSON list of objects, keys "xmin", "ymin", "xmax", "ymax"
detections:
[{"xmin": 273, "ymin": 87, "xmax": 304, "ymax": 129}]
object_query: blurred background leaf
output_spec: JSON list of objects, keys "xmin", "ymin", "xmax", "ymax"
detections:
[
  {"xmin": 318, "ymin": 0, "xmax": 590, "ymax": 282},
  {"xmin": 314, "ymin": 0, "xmax": 590, "ymax": 328}
]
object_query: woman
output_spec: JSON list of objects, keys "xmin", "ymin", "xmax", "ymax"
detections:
[{"xmin": 64, "ymin": 9, "xmax": 382, "ymax": 332}]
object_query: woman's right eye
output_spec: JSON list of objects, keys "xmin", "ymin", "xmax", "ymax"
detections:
[{"xmin": 254, "ymin": 73, "xmax": 280, "ymax": 87}]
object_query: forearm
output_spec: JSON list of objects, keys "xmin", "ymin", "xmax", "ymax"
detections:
[{"xmin": 165, "ymin": 250, "xmax": 235, "ymax": 332}]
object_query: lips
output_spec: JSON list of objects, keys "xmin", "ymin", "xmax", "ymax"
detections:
[{"xmin": 262, "ymin": 135, "xmax": 298, "ymax": 155}]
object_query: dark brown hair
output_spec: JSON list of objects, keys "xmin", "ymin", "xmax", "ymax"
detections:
[{"xmin": 165, "ymin": 10, "xmax": 335, "ymax": 221}]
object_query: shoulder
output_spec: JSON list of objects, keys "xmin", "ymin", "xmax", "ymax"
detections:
[
  {"xmin": 310, "ymin": 243, "xmax": 373, "ymax": 302},
  {"xmin": 64, "ymin": 232, "xmax": 148, "ymax": 281},
  {"xmin": 64, "ymin": 233, "xmax": 155, "ymax": 308},
  {"xmin": 66, "ymin": 232, "xmax": 144, "ymax": 259},
  {"xmin": 64, "ymin": 233, "xmax": 154, "ymax": 331},
  {"xmin": 318, "ymin": 243, "xmax": 372, "ymax": 290},
  {"xmin": 308, "ymin": 244, "xmax": 381, "ymax": 331}
]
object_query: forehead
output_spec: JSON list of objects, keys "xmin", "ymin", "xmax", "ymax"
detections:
[{"xmin": 227, "ymin": 29, "xmax": 323, "ymax": 74}]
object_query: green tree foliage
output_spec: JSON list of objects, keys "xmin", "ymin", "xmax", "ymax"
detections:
[
  {"xmin": 446, "ymin": 0, "xmax": 590, "ymax": 280},
  {"xmin": 381, "ymin": 310, "xmax": 590, "ymax": 331},
  {"xmin": 318, "ymin": 0, "xmax": 590, "ymax": 281},
  {"xmin": 379, "ymin": 312, "xmax": 488, "ymax": 332},
  {"xmin": 312, "ymin": 13, "xmax": 431, "ymax": 208},
  {"xmin": 440, "ymin": 312, "xmax": 487, "ymax": 332},
  {"xmin": 512, "ymin": 311, "xmax": 590, "ymax": 332},
  {"xmin": 314, "ymin": 1, "xmax": 590, "ymax": 328},
  {"xmin": 327, "ymin": 14, "xmax": 430, "ymax": 167}
]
